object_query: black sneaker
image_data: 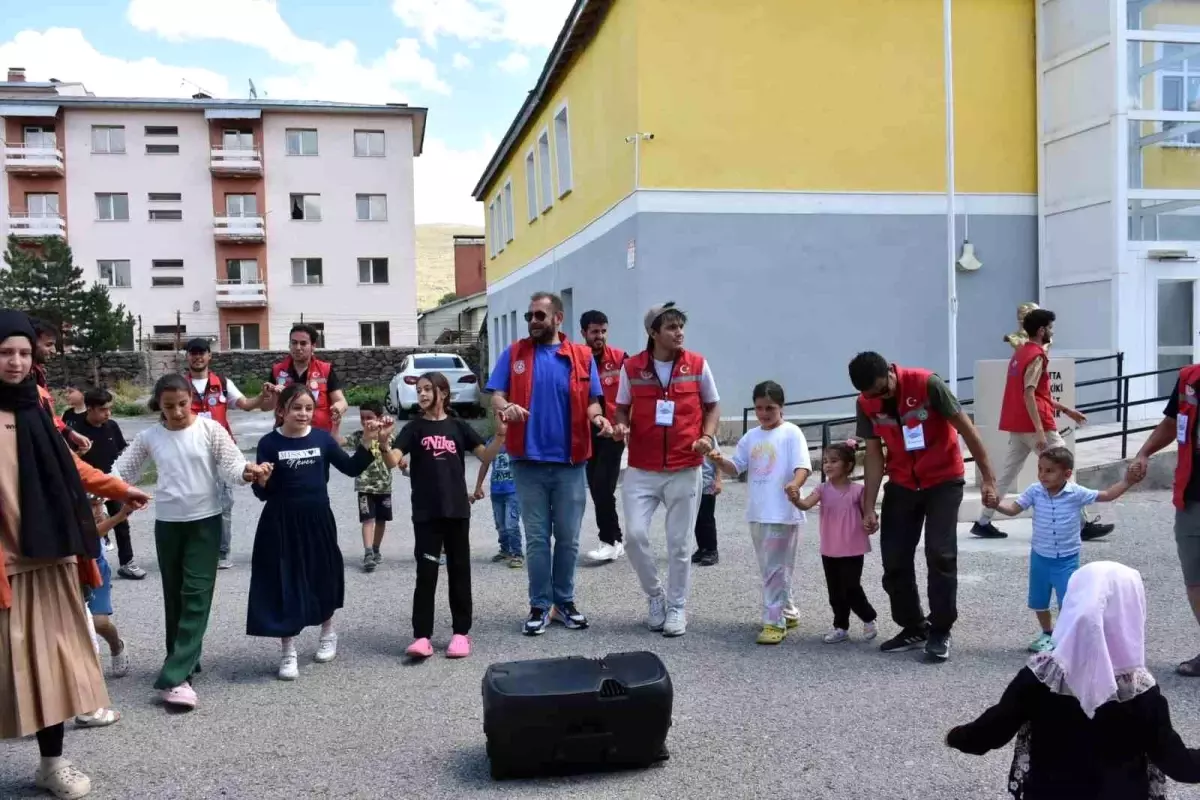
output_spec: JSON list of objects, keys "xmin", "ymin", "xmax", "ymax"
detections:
[
  {"xmin": 523, "ymin": 607, "xmax": 549, "ymax": 636},
  {"xmin": 553, "ymin": 602, "xmax": 590, "ymax": 630},
  {"xmin": 879, "ymin": 625, "xmax": 929, "ymax": 653},
  {"xmin": 1080, "ymin": 519, "xmax": 1115, "ymax": 541},
  {"xmin": 697, "ymin": 550, "xmax": 719, "ymax": 567},
  {"xmin": 925, "ymin": 630, "xmax": 952, "ymax": 661},
  {"xmin": 691, "ymin": 549, "xmax": 704, "ymax": 564},
  {"xmin": 970, "ymin": 521, "xmax": 1007, "ymax": 539}
]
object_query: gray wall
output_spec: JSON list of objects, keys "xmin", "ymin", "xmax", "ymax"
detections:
[{"xmin": 487, "ymin": 211, "xmax": 1037, "ymax": 417}]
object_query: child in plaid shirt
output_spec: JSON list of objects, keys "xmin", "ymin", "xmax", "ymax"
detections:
[{"xmin": 354, "ymin": 401, "xmax": 395, "ymax": 573}]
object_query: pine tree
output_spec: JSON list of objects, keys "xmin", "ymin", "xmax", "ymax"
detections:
[
  {"xmin": 0, "ymin": 235, "xmax": 87, "ymax": 343},
  {"xmin": 74, "ymin": 284, "xmax": 133, "ymax": 383}
]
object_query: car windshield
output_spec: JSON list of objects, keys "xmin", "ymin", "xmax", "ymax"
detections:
[{"xmin": 413, "ymin": 356, "xmax": 463, "ymax": 370}]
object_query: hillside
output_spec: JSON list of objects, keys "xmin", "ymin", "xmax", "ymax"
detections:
[{"xmin": 416, "ymin": 223, "xmax": 484, "ymax": 311}]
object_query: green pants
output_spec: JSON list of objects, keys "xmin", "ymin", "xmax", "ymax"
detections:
[{"xmin": 154, "ymin": 515, "xmax": 221, "ymax": 690}]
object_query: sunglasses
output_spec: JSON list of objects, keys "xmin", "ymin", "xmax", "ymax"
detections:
[{"xmin": 524, "ymin": 310, "xmax": 550, "ymax": 322}]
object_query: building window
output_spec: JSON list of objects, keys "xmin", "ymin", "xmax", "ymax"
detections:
[
  {"xmin": 503, "ymin": 180, "xmax": 515, "ymax": 243},
  {"xmin": 149, "ymin": 209, "xmax": 183, "ymax": 221},
  {"xmin": 487, "ymin": 200, "xmax": 496, "ymax": 258},
  {"xmin": 357, "ymin": 257, "xmax": 389, "ymax": 284},
  {"xmin": 96, "ymin": 193, "xmax": 130, "ymax": 221},
  {"xmin": 537, "ymin": 129, "xmax": 553, "ymax": 211},
  {"xmin": 292, "ymin": 321, "xmax": 326, "ymax": 347},
  {"xmin": 91, "ymin": 126, "xmax": 125, "ymax": 154},
  {"xmin": 525, "ymin": 149, "xmax": 538, "ymax": 222},
  {"xmin": 290, "ymin": 194, "xmax": 321, "ymax": 221},
  {"xmin": 226, "ymin": 194, "xmax": 258, "ymax": 217},
  {"xmin": 355, "ymin": 194, "xmax": 387, "ymax": 221},
  {"xmin": 26, "ymin": 193, "xmax": 59, "ymax": 218},
  {"xmin": 227, "ymin": 259, "xmax": 259, "ymax": 282},
  {"xmin": 146, "ymin": 144, "xmax": 180, "ymax": 155},
  {"xmin": 151, "ymin": 276, "xmax": 184, "ymax": 288},
  {"xmin": 359, "ymin": 321, "xmax": 390, "ymax": 347},
  {"xmin": 1161, "ymin": 44, "xmax": 1200, "ymax": 145},
  {"xmin": 286, "ymin": 128, "xmax": 318, "ymax": 156},
  {"xmin": 227, "ymin": 323, "xmax": 261, "ymax": 351},
  {"xmin": 144, "ymin": 125, "xmax": 178, "ymax": 136},
  {"xmin": 98, "ymin": 260, "xmax": 131, "ymax": 288},
  {"xmin": 291, "ymin": 258, "xmax": 323, "ymax": 285},
  {"xmin": 148, "ymin": 192, "xmax": 182, "ymax": 203},
  {"xmin": 152, "ymin": 259, "xmax": 184, "ymax": 269},
  {"xmin": 222, "ymin": 129, "xmax": 254, "ymax": 150},
  {"xmin": 553, "ymin": 104, "xmax": 573, "ymax": 196},
  {"xmin": 354, "ymin": 130, "xmax": 385, "ymax": 157},
  {"xmin": 22, "ymin": 126, "xmax": 55, "ymax": 149}
]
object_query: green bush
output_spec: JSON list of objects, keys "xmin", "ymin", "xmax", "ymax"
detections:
[
  {"xmin": 343, "ymin": 385, "xmax": 388, "ymax": 408},
  {"xmin": 112, "ymin": 401, "xmax": 148, "ymax": 417}
]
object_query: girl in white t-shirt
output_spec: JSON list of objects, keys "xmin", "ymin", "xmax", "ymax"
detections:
[{"xmin": 709, "ymin": 381, "xmax": 812, "ymax": 644}]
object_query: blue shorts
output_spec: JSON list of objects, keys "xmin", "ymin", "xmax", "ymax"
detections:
[
  {"xmin": 87, "ymin": 556, "xmax": 113, "ymax": 616},
  {"xmin": 1028, "ymin": 551, "xmax": 1079, "ymax": 611}
]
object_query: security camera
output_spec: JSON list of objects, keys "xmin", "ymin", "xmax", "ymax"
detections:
[{"xmin": 642, "ymin": 132, "xmax": 655, "ymax": 141}]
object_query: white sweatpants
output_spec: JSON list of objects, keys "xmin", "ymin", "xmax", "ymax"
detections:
[
  {"xmin": 750, "ymin": 522, "xmax": 801, "ymax": 627},
  {"xmin": 622, "ymin": 466, "xmax": 702, "ymax": 611}
]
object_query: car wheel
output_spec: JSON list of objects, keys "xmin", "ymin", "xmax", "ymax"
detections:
[{"xmin": 384, "ymin": 393, "xmax": 397, "ymax": 414}]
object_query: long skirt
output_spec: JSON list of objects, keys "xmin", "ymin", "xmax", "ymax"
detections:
[
  {"xmin": 246, "ymin": 500, "xmax": 344, "ymax": 638},
  {"xmin": 0, "ymin": 562, "xmax": 108, "ymax": 738}
]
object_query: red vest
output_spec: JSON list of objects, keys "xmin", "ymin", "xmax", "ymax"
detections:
[
  {"xmin": 271, "ymin": 357, "xmax": 334, "ymax": 431},
  {"xmin": 625, "ymin": 349, "xmax": 707, "ymax": 472},
  {"xmin": 1174, "ymin": 365, "xmax": 1200, "ymax": 510},
  {"xmin": 594, "ymin": 345, "xmax": 626, "ymax": 420},
  {"xmin": 188, "ymin": 372, "xmax": 233, "ymax": 436},
  {"xmin": 505, "ymin": 334, "xmax": 594, "ymax": 465},
  {"xmin": 857, "ymin": 365, "xmax": 964, "ymax": 490},
  {"xmin": 998, "ymin": 342, "xmax": 1056, "ymax": 434},
  {"xmin": 36, "ymin": 383, "xmax": 66, "ymax": 432}
]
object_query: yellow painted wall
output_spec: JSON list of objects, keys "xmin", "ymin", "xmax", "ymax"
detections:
[
  {"xmin": 1134, "ymin": 2, "xmax": 1200, "ymax": 192},
  {"xmin": 635, "ymin": 0, "xmax": 1036, "ymax": 194},
  {"xmin": 481, "ymin": 0, "xmax": 639, "ymax": 283}
]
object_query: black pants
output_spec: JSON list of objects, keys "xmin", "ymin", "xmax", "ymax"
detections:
[
  {"xmin": 36, "ymin": 723, "xmax": 64, "ymax": 757},
  {"xmin": 821, "ymin": 555, "xmax": 877, "ymax": 630},
  {"xmin": 694, "ymin": 493, "xmax": 718, "ymax": 553},
  {"xmin": 105, "ymin": 499, "xmax": 135, "ymax": 566},
  {"xmin": 412, "ymin": 518, "xmax": 472, "ymax": 640},
  {"xmin": 586, "ymin": 434, "xmax": 624, "ymax": 545},
  {"xmin": 879, "ymin": 480, "xmax": 963, "ymax": 634}
]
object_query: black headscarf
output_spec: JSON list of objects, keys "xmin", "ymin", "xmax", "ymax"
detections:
[{"xmin": 0, "ymin": 310, "xmax": 99, "ymax": 561}]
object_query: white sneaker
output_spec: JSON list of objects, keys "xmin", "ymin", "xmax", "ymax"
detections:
[
  {"xmin": 278, "ymin": 650, "xmax": 299, "ymax": 681},
  {"xmin": 110, "ymin": 639, "xmax": 129, "ymax": 678},
  {"xmin": 588, "ymin": 542, "xmax": 623, "ymax": 562},
  {"xmin": 647, "ymin": 592, "xmax": 667, "ymax": 631},
  {"xmin": 863, "ymin": 620, "xmax": 878, "ymax": 641},
  {"xmin": 314, "ymin": 632, "xmax": 338, "ymax": 663},
  {"xmin": 663, "ymin": 607, "xmax": 687, "ymax": 637},
  {"xmin": 823, "ymin": 627, "xmax": 850, "ymax": 644}
]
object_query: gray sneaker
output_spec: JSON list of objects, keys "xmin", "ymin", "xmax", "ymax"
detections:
[
  {"xmin": 117, "ymin": 561, "xmax": 146, "ymax": 580},
  {"xmin": 217, "ymin": 558, "xmax": 234, "ymax": 571},
  {"xmin": 363, "ymin": 550, "xmax": 377, "ymax": 573}
]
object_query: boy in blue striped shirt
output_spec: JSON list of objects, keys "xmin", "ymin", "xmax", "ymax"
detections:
[{"xmin": 985, "ymin": 446, "xmax": 1137, "ymax": 652}]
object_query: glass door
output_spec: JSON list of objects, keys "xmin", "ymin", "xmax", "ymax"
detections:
[{"xmin": 1157, "ymin": 278, "xmax": 1199, "ymax": 397}]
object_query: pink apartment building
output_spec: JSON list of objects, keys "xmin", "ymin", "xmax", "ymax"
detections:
[{"xmin": 0, "ymin": 67, "xmax": 425, "ymax": 351}]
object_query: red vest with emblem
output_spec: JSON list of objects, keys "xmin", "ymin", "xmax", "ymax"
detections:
[
  {"xmin": 1173, "ymin": 365, "xmax": 1200, "ymax": 510},
  {"xmin": 856, "ymin": 365, "xmax": 964, "ymax": 490},
  {"xmin": 998, "ymin": 342, "xmax": 1057, "ymax": 434},
  {"xmin": 625, "ymin": 349, "xmax": 707, "ymax": 472},
  {"xmin": 188, "ymin": 372, "xmax": 233, "ymax": 436},
  {"xmin": 505, "ymin": 333, "xmax": 594, "ymax": 465},
  {"xmin": 595, "ymin": 345, "xmax": 627, "ymax": 420},
  {"xmin": 271, "ymin": 357, "xmax": 334, "ymax": 431}
]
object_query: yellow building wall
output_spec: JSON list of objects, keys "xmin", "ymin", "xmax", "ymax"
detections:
[
  {"xmin": 1134, "ymin": 1, "xmax": 1200, "ymax": 192},
  {"xmin": 634, "ymin": 0, "xmax": 1036, "ymax": 194},
  {"xmin": 481, "ymin": 0, "xmax": 639, "ymax": 283}
]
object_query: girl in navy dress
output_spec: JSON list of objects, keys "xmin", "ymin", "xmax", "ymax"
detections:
[{"xmin": 249, "ymin": 383, "xmax": 382, "ymax": 680}]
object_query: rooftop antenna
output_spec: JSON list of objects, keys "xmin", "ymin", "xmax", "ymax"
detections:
[
  {"xmin": 248, "ymin": 79, "xmax": 258, "ymax": 100},
  {"xmin": 180, "ymin": 77, "xmax": 213, "ymax": 97}
]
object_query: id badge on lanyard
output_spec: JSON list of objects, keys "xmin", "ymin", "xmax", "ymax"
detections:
[
  {"xmin": 1180, "ymin": 413, "xmax": 1190, "ymax": 445},
  {"xmin": 655, "ymin": 399, "xmax": 675, "ymax": 426},
  {"xmin": 903, "ymin": 424, "xmax": 926, "ymax": 452}
]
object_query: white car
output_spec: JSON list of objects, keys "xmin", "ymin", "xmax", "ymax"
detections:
[{"xmin": 386, "ymin": 353, "xmax": 483, "ymax": 418}]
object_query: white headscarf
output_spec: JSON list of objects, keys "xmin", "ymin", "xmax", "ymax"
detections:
[{"xmin": 1028, "ymin": 561, "xmax": 1156, "ymax": 718}]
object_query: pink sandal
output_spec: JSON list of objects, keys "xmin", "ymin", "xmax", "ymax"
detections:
[
  {"xmin": 405, "ymin": 638, "xmax": 434, "ymax": 658},
  {"xmin": 160, "ymin": 682, "xmax": 197, "ymax": 709},
  {"xmin": 446, "ymin": 634, "xmax": 471, "ymax": 659}
]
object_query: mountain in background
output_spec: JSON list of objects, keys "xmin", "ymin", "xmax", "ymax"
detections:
[{"xmin": 415, "ymin": 223, "xmax": 484, "ymax": 312}]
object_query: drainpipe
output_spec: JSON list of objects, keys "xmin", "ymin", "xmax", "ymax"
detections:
[{"xmin": 943, "ymin": 0, "xmax": 959, "ymax": 390}]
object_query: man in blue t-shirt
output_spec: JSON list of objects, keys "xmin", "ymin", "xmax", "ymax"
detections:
[{"xmin": 487, "ymin": 291, "xmax": 607, "ymax": 636}]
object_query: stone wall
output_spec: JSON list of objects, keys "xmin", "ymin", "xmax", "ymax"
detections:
[{"xmin": 44, "ymin": 352, "xmax": 150, "ymax": 388}]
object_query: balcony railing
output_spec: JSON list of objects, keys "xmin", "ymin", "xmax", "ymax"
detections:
[
  {"xmin": 2, "ymin": 140, "xmax": 65, "ymax": 175},
  {"xmin": 8, "ymin": 210, "xmax": 65, "ymax": 237},
  {"xmin": 215, "ymin": 279, "xmax": 267, "ymax": 307},
  {"xmin": 213, "ymin": 215, "xmax": 265, "ymax": 241},
  {"xmin": 210, "ymin": 146, "xmax": 262, "ymax": 176}
]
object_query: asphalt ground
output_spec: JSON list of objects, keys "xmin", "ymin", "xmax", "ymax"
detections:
[{"xmin": 3, "ymin": 415, "xmax": 1200, "ymax": 798}]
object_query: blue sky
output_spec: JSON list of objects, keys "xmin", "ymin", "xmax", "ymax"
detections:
[{"xmin": 0, "ymin": 0, "xmax": 574, "ymax": 225}]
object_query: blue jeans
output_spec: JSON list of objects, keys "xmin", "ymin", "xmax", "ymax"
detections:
[
  {"xmin": 491, "ymin": 492, "xmax": 523, "ymax": 556},
  {"xmin": 511, "ymin": 460, "xmax": 587, "ymax": 611}
]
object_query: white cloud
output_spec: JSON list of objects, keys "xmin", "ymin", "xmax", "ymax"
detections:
[
  {"xmin": 126, "ymin": 0, "xmax": 450, "ymax": 98},
  {"xmin": 392, "ymin": 0, "xmax": 573, "ymax": 49},
  {"xmin": 452, "ymin": 53, "xmax": 472, "ymax": 70},
  {"xmin": 414, "ymin": 136, "xmax": 494, "ymax": 225},
  {"xmin": 496, "ymin": 51, "xmax": 529, "ymax": 74},
  {"xmin": 0, "ymin": 28, "xmax": 231, "ymax": 98}
]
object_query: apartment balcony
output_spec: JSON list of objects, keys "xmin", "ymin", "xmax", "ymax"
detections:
[
  {"xmin": 215, "ymin": 279, "xmax": 267, "ymax": 307},
  {"xmin": 213, "ymin": 215, "xmax": 265, "ymax": 243},
  {"xmin": 2, "ymin": 141, "xmax": 64, "ymax": 176},
  {"xmin": 210, "ymin": 146, "xmax": 262, "ymax": 177},
  {"xmin": 7, "ymin": 211, "xmax": 65, "ymax": 238}
]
